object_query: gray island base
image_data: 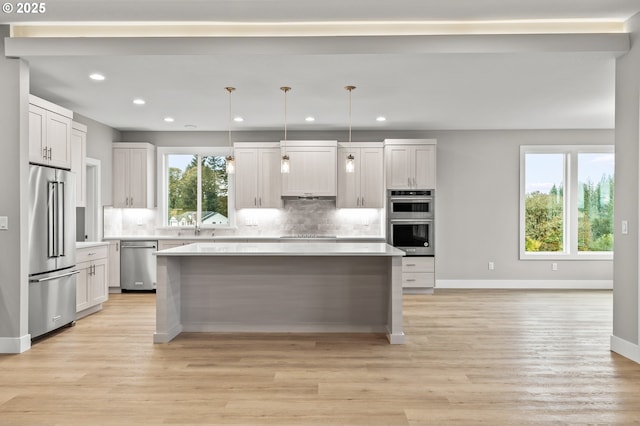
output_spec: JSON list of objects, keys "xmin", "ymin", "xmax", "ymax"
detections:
[{"xmin": 154, "ymin": 242, "xmax": 406, "ymax": 344}]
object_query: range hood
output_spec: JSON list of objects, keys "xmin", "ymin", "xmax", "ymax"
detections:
[{"xmin": 281, "ymin": 195, "xmax": 336, "ymax": 201}]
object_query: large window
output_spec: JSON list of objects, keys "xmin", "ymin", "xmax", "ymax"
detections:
[
  {"xmin": 520, "ymin": 146, "xmax": 614, "ymax": 259},
  {"xmin": 160, "ymin": 149, "xmax": 231, "ymax": 228}
]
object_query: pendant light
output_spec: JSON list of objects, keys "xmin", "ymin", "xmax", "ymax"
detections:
[
  {"xmin": 345, "ymin": 85, "xmax": 356, "ymax": 173},
  {"xmin": 225, "ymin": 86, "xmax": 236, "ymax": 174},
  {"xmin": 280, "ymin": 86, "xmax": 291, "ymax": 174}
]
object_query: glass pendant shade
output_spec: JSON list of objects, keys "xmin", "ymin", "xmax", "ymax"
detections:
[
  {"xmin": 281, "ymin": 154, "xmax": 290, "ymax": 174},
  {"xmin": 346, "ymin": 154, "xmax": 355, "ymax": 173},
  {"xmin": 225, "ymin": 155, "xmax": 235, "ymax": 174}
]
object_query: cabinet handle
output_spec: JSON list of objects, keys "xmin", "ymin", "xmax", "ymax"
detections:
[
  {"xmin": 130, "ymin": 197, "xmax": 133, "ymax": 206},
  {"xmin": 88, "ymin": 252, "xmax": 95, "ymax": 256},
  {"xmin": 361, "ymin": 197, "xmax": 365, "ymax": 206},
  {"xmin": 408, "ymin": 177, "xmax": 411, "ymax": 187},
  {"xmin": 356, "ymin": 197, "xmax": 360, "ymax": 207},
  {"xmin": 48, "ymin": 147, "xmax": 52, "ymax": 160},
  {"xmin": 116, "ymin": 242, "xmax": 119, "ymax": 252},
  {"xmin": 405, "ymin": 279, "xmax": 416, "ymax": 282},
  {"xmin": 406, "ymin": 263, "xmax": 416, "ymax": 267},
  {"xmin": 42, "ymin": 147, "xmax": 48, "ymax": 160},
  {"xmin": 259, "ymin": 197, "xmax": 262, "ymax": 206},
  {"xmin": 413, "ymin": 177, "xmax": 417, "ymax": 187},
  {"xmin": 254, "ymin": 197, "xmax": 257, "ymax": 206}
]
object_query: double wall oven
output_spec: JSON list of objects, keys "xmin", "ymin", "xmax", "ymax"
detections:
[{"xmin": 387, "ymin": 190, "xmax": 434, "ymax": 256}]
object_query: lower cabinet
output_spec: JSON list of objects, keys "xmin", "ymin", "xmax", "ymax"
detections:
[
  {"xmin": 402, "ymin": 257, "xmax": 435, "ymax": 293},
  {"xmin": 76, "ymin": 245, "xmax": 109, "ymax": 318}
]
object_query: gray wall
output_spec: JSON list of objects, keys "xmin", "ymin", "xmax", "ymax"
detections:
[
  {"xmin": 613, "ymin": 13, "xmax": 640, "ymax": 345},
  {"xmin": 0, "ymin": 25, "xmax": 30, "ymax": 348},
  {"xmin": 73, "ymin": 113, "xmax": 121, "ymax": 206},
  {"xmin": 122, "ymin": 128, "xmax": 615, "ymax": 284}
]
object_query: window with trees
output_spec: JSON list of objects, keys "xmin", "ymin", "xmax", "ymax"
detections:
[
  {"xmin": 162, "ymin": 151, "xmax": 230, "ymax": 227},
  {"xmin": 520, "ymin": 146, "xmax": 614, "ymax": 259}
]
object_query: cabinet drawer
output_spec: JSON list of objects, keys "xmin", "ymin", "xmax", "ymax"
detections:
[
  {"xmin": 76, "ymin": 245, "xmax": 108, "ymax": 263},
  {"xmin": 402, "ymin": 257, "xmax": 434, "ymax": 273},
  {"xmin": 402, "ymin": 272, "xmax": 435, "ymax": 288}
]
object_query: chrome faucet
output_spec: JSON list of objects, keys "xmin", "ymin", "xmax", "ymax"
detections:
[{"xmin": 194, "ymin": 224, "xmax": 201, "ymax": 236}]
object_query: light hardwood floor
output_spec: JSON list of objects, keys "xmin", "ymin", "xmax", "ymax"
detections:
[{"xmin": 1, "ymin": 290, "xmax": 639, "ymax": 425}]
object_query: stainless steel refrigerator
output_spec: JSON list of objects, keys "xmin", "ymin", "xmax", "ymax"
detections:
[{"xmin": 28, "ymin": 165, "xmax": 77, "ymax": 339}]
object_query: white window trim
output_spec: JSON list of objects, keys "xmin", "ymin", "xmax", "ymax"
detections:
[
  {"xmin": 519, "ymin": 145, "xmax": 614, "ymax": 261},
  {"xmin": 156, "ymin": 146, "xmax": 235, "ymax": 229}
]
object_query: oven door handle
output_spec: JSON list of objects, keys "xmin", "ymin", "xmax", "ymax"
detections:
[
  {"xmin": 389, "ymin": 219, "xmax": 433, "ymax": 223},
  {"xmin": 389, "ymin": 197, "xmax": 433, "ymax": 202}
]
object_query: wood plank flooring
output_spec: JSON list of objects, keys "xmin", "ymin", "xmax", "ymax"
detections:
[{"xmin": 1, "ymin": 290, "xmax": 639, "ymax": 425}]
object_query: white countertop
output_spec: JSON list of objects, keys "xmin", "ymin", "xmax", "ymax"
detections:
[
  {"xmin": 76, "ymin": 241, "xmax": 110, "ymax": 249},
  {"xmin": 156, "ymin": 242, "xmax": 405, "ymax": 257},
  {"xmin": 103, "ymin": 235, "xmax": 385, "ymax": 242}
]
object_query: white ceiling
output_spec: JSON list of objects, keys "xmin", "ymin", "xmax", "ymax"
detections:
[{"xmin": 5, "ymin": 1, "xmax": 640, "ymax": 132}]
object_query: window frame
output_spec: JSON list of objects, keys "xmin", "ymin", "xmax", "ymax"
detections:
[
  {"xmin": 157, "ymin": 146, "xmax": 235, "ymax": 229},
  {"xmin": 519, "ymin": 145, "xmax": 614, "ymax": 260}
]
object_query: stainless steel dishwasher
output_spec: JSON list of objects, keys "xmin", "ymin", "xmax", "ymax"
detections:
[{"xmin": 120, "ymin": 240, "xmax": 158, "ymax": 291}]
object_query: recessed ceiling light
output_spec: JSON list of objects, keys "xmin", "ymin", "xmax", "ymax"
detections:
[
  {"xmin": 305, "ymin": 116, "xmax": 315, "ymax": 122},
  {"xmin": 164, "ymin": 117, "xmax": 175, "ymax": 123},
  {"xmin": 133, "ymin": 98, "xmax": 146, "ymax": 105},
  {"xmin": 376, "ymin": 116, "xmax": 387, "ymax": 122},
  {"xmin": 89, "ymin": 73, "xmax": 105, "ymax": 81},
  {"xmin": 233, "ymin": 116, "xmax": 244, "ymax": 122}
]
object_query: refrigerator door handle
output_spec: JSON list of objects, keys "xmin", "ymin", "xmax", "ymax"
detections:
[
  {"xmin": 47, "ymin": 181, "xmax": 56, "ymax": 258},
  {"xmin": 57, "ymin": 181, "xmax": 65, "ymax": 257},
  {"xmin": 29, "ymin": 270, "xmax": 80, "ymax": 283}
]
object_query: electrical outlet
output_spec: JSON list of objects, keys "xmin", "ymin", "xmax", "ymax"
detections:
[
  {"xmin": 488, "ymin": 262, "xmax": 495, "ymax": 270},
  {"xmin": 552, "ymin": 263, "xmax": 558, "ymax": 271},
  {"xmin": 0, "ymin": 216, "xmax": 7, "ymax": 230}
]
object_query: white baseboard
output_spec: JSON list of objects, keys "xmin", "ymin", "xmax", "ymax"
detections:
[
  {"xmin": 0, "ymin": 334, "xmax": 31, "ymax": 353},
  {"xmin": 611, "ymin": 335, "xmax": 640, "ymax": 364},
  {"xmin": 436, "ymin": 279, "xmax": 613, "ymax": 290}
]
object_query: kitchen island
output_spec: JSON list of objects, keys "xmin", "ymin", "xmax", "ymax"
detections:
[{"xmin": 154, "ymin": 242, "xmax": 406, "ymax": 344}]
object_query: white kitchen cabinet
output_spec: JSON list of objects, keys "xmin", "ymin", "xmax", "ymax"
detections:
[
  {"xmin": 281, "ymin": 141, "xmax": 337, "ymax": 197},
  {"xmin": 384, "ymin": 139, "xmax": 437, "ymax": 190},
  {"xmin": 108, "ymin": 240, "xmax": 120, "ymax": 290},
  {"xmin": 337, "ymin": 143, "xmax": 384, "ymax": 208},
  {"xmin": 29, "ymin": 95, "xmax": 73, "ymax": 169},
  {"xmin": 112, "ymin": 142, "xmax": 156, "ymax": 208},
  {"xmin": 402, "ymin": 256, "xmax": 435, "ymax": 293},
  {"xmin": 76, "ymin": 244, "xmax": 109, "ymax": 318},
  {"xmin": 70, "ymin": 122, "xmax": 87, "ymax": 207},
  {"xmin": 234, "ymin": 142, "xmax": 281, "ymax": 208}
]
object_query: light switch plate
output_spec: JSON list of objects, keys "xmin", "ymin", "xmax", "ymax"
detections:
[{"xmin": 0, "ymin": 216, "xmax": 7, "ymax": 230}]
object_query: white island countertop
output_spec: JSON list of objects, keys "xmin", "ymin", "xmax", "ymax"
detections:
[{"xmin": 156, "ymin": 242, "xmax": 405, "ymax": 257}]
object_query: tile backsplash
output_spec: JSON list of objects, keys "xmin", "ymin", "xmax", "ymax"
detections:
[{"xmin": 104, "ymin": 201, "xmax": 384, "ymax": 237}]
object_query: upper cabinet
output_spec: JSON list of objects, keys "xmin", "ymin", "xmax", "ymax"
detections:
[
  {"xmin": 234, "ymin": 142, "xmax": 282, "ymax": 209},
  {"xmin": 337, "ymin": 143, "xmax": 384, "ymax": 208},
  {"xmin": 112, "ymin": 142, "xmax": 156, "ymax": 208},
  {"xmin": 384, "ymin": 139, "xmax": 437, "ymax": 190},
  {"xmin": 70, "ymin": 122, "xmax": 87, "ymax": 208},
  {"xmin": 29, "ymin": 95, "xmax": 73, "ymax": 170},
  {"xmin": 281, "ymin": 141, "xmax": 337, "ymax": 197}
]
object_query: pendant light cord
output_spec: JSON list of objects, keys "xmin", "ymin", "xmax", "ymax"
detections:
[
  {"xmin": 225, "ymin": 87, "xmax": 235, "ymax": 148},
  {"xmin": 346, "ymin": 85, "xmax": 356, "ymax": 153},
  {"xmin": 281, "ymin": 87, "xmax": 291, "ymax": 154}
]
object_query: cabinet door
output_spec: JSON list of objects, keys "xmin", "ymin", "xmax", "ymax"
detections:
[
  {"xmin": 76, "ymin": 261, "xmax": 90, "ymax": 312},
  {"xmin": 90, "ymin": 259, "xmax": 108, "ymax": 305},
  {"xmin": 28, "ymin": 104, "xmax": 47, "ymax": 165},
  {"xmin": 70, "ymin": 127, "xmax": 86, "ymax": 207},
  {"xmin": 258, "ymin": 148, "xmax": 282, "ymax": 208},
  {"xmin": 414, "ymin": 144, "xmax": 436, "ymax": 189},
  {"xmin": 360, "ymin": 147, "xmax": 384, "ymax": 208},
  {"xmin": 46, "ymin": 111, "xmax": 72, "ymax": 169},
  {"xmin": 385, "ymin": 145, "xmax": 412, "ymax": 189},
  {"xmin": 337, "ymin": 147, "xmax": 359, "ymax": 208},
  {"xmin": 108, "ymin": 241, "xmax": 120, "ymax": 288},
  {"xmin": 128, "ymin": 148, "xmax": 148, "ymax": 208},
  {"xmin": 112, "ymin": 148, "xmax": 129, "ymax": 208},
  {"xmin": 234, "ymin": 149, "xmax": 259, "ymax": 208},
  {"xmin": 282, "ymin": 146, "xmax": 337, "ymax": 196}
]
